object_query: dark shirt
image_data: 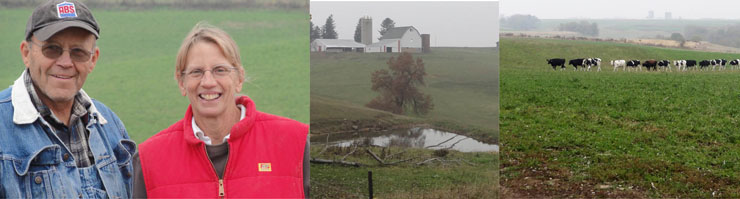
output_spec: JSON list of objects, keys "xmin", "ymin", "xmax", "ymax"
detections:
[
  {"xmin": 132, "ymin": 139, "xmax": 310, "ymax": 198},
  {"xmin": 24, "ymin": 69, "xmax": 95, "ymax": 168}
]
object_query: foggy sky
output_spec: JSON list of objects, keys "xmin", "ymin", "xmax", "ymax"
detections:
[
  {"xmin": 502, "ymin": 0, "xmax": 740, "ymax": 19},
  {"xmin": 310, "ymin": 1, "xmax": 499, "ymax": 47}
]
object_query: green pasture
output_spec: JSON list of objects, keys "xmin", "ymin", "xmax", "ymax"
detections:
[
  {"xmin": 501, "ymin": 37, "xmax": 740, "ymax": 197},
  {"xmin": 0, "ymin": 8, "xmax": 309, "ymax": 143},
  {"xmin": 310, "ymin": 48, "xmax": 500, "ymax": 142},
  {"xmin": 310, "ymin": 48, "xmax": 499, "ymax": 198},
  {"xmin": 311, "ymin": 147, "xmax": 498, "ymax": 198}
]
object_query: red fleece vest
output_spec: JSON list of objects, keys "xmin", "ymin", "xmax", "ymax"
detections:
[{"xmin": 139, "ymin": 96, "xmax": 308, "ymax": 198}]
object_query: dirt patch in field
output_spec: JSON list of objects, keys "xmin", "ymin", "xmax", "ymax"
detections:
[{"xmin": 500, "ymin": 152, "xmax": 647, "ymax": 198}]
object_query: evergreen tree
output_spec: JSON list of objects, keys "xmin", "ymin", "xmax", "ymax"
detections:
[
  {"xmin": 354, "ymin": 18, "xmax": 362, "ymax": 42},
  {"xmin": 321, "ymin": 14, "xmax": 338, "ymax": 39},
  {"xmin": 378, "ymin": 18, "xmax": 395, "ymax": 40},
  {"xmin": 310, "ymin": 21, "xmax": 321, "ymax": 42}
]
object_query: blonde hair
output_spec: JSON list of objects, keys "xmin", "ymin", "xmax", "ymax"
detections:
[{"xmin": 175, "ymin": 22, "xmax": 245, "ymax": 81}]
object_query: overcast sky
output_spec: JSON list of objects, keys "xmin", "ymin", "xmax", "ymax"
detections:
[
  {"xmin": 310, "ymin": 1, "xmax": 499, "ymax": 47},
  {"xmin": 502, "ymin": 0, "xmax": 740, "ymax": 19}
]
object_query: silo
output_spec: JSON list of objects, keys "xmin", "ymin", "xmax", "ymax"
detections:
[
  {"xmin": 360, "ymin": 16, "xmax": 372, "ymax": 45},
  {"xmin": 421, "ymin": 34, "xmax": 431, "ymax": 53}
]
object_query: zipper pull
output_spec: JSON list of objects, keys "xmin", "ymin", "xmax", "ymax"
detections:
[{"xmin": 219, "ymin": 179, "xmax": 225, "ymax": 198}]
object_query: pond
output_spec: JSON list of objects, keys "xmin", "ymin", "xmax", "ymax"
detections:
[{"xmin": 311, "ymin": 127, "xmax": 498, "ymax": 152}]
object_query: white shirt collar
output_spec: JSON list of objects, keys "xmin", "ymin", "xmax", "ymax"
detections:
[
  {"xmin": 11, "ymin": 70, "xmax": 107, "ymax": 125},
  {"xmin": 192, "ymin": 104, "xmax": 246, "ymax": 145}
]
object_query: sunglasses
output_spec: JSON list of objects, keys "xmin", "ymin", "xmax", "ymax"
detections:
[{"xmin": 29, "ymin": 41, "xmax": 93, "ymax": 62}]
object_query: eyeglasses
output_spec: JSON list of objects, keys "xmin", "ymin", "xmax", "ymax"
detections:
[
  {"xmin": 182, "ymin": 65, "xmax": 238, "ymax": 79},
  {"xmin": 29, "ymin": 41, "xmax": 94, "ymax": 62}
]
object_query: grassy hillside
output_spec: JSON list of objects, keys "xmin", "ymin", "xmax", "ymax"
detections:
[
  {"xmin": 501, "ymin": 37, "xmax": 740, "ymax": 197},
  {"xmin": 0, "ymin": 8, "xmax": 309, "ymax": 143},
  {"xmin": 310, "ymin": 48, "xmax": 499, "ymax": 198},
  {"xmin": 311, "ymin": 47, "xmax": 499, "ymax": 141}
]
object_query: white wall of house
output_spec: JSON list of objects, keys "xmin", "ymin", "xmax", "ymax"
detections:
[{"xmin": 310, "ymin": 40, "xmax": 326, "ymax": 52}]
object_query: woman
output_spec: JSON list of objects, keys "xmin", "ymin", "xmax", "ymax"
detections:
[{"xmin": 132, "ymin": 23, "xmax": 309, "ymax": 198}]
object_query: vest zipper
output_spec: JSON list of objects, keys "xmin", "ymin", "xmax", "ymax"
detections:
[
  {"xmin": 218, "ymin": 179, "xmax": 225, "ymax": 198},
  {"xmin": 204, "ymin": 144, "xmax": 226, "ymax": 198}
]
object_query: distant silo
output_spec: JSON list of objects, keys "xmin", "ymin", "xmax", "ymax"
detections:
[
  {"xmin": 421, "ymin": 34, "xmax": 431, "ymax": 53},
  {"xmin": 360, "ymin": 16, "xmax": 372, "ymax": 45}
]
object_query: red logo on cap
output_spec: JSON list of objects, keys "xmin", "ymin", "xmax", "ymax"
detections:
[{"xmin": 57, "ymin": 2, "xmax": 77, "ymax": 18}]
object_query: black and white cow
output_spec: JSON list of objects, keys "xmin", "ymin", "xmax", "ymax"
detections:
[
  {"xmin": 699, "ymin": 60, "xmax": 712, "ymax": 70},
  {"xmin": 611, "ymin": 60, "xmax": 626, "ymax": 71},
  {"xmin": 569, "ymin": 58, "xmax": 585, "ymax": 71},
  {"xmin": 673, "ymin": 60, "xmax": 686, "ymax": 71},
  {"xmin": 729, "ymin": 59, "xmax": 740, "ymax": 70},
  {"xmin": 626, "ymin": 60, "xmax": 641, "ymax": 72},
  {"xmin": 584, "ymin": 58, "xmax": 602, "ymax": 72},
  {"xmin": 642, "ymin": 60, "xmax": 658, "ymax": 71},
  {"xmin": 714, "ymin": 59, "xmax": 727, "ymax": 71},
  {"xmin": 657, "ymin": 60, "xmax": 670, "ymax": 71},
  {"xmin": 686, "ymin": 60, "xmax": 697, "ymax": 71},
  {"xmin": 547, "ymin": 58, "xmax": 567, "ymax": 70}
]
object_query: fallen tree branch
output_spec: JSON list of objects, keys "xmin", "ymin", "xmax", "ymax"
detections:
[
  {"xmin": 310, "ymin": 158, "xmax": 362, "ymax": 167},
  {"xmin": 366, "ymin": 149, "xmax": 385, "ymax": 164},
  {"xmin": 416, "ymin": 158, "xmax": 441, "ymax": 166},
  {"xmin": 425, "ymin": 135, "xmax": 459, "ymax": 149},
  {"xmin": 385, "ymin": 157, "xmax": 415, "ymax": 166},
  {"xmin": 340, "ymin": 144, "xmax": 358, "ymax": 161},
  {"xmin": 444, "ymin": 137, "xmax": 469, "ymax": 150}
]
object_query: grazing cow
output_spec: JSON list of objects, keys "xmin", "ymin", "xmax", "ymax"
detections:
[
  {"xmin": 729, "ymin": 59, "xmax": 740, "ymax": 70},
  {"xmin": 715, "ymin": 59, "xmax": 727, "ymax": 70},
  {"xmin": 547, "ymin": 58, "xmax": 567, "ymax": 70},
  {"xmin": 658, "ymin": 60, "xmax": 671, "ymax": 71},
  {"xmin": 673, "ymin": 60, "xmax": 686, "ymax": 71},
  {"xmin": 584, "ymin": 58, "xmax": 602, "ymax": 71},
  {"xmin": 699, "ymin": 60, "xmax": 712, "ymax": 70},
  {"xmin": 626, "ymin": 60, "xmax": 641, "ymax": 71},
  {"xmin": 611, "ymin": 60, "xmax": 626, "ymax": 71},
  {"xmin": 686, "ymin": 60, "xmax": 697, "ymax": 71},
  {"xmin": 642, "ymin": 60, "xmax": 658, "ymax": 71},
  {"xmin": 569, "ymin": 58, "xmax": 585, "ymax": 71}
]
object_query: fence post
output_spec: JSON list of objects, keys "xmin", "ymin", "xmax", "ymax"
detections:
[{"xmin": 368, "ymin": 170, "xmax": 373, "ymax": 199}]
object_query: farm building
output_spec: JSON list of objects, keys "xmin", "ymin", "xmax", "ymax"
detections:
[
  {"xmin": 365, "ymin": 39, "xmax": 398, "ymax": 53},
  {"xmin": 311, "ymin": 39, "xmax": 366, "ymax": 52},
  {"xmin": 374, "ymin": 26, "xmax": 422, "ymax": 53},
  {"xmin": 310, "ymin": 18, "xmax": 428, "ymax": 53}
]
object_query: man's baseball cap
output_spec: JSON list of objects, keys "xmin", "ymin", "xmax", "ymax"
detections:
[{"xmin": 25, "ymin": 0, "xmax": 99, "ymax": 41}]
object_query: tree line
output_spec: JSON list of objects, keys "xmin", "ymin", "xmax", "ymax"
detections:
[
  {"xmin": 310, "ymin": 14, "xmax": 397, "ymax": 43},
  {"xmin": 684, "ymin": 24, "xmax": 740, "ymax": 48},
  {"xmin": 501, "ymin": 14, "xmax": 600, "ymax": 36}
]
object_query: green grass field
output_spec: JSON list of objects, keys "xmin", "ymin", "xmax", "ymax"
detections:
[
  {"xmin": 311, "ymin": 48, "xmax": 499, "ymax": 142},
  {"xmin": 0, "ymin": 8, "xmax": 309, "ymax": 143},
  {"xmin": 310, "ymin": 48, "xmax": 499, "ymax": 198},
  {"xmin": 501, "ymin": 37, "xmax": 740, "ymax": 197}
]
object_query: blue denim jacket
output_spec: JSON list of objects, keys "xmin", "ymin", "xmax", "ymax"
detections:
[{"xmin": 0, "ymin": 72, "xmax": 136, "ymax": 198}]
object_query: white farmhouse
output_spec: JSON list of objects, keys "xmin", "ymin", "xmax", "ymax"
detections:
[
  {"xmin": 368, "ymin": 26, "xmax": 422, "ymax": 53},
  {"xmin": 311, "ymin": 39, "xmax": 365, "ymax": 52}
]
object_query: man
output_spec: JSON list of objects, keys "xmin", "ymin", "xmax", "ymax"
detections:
[{"xmin": 0, "ymin": 0, "xmax": 135, "ymax": 198}]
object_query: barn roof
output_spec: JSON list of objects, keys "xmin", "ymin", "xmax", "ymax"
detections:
[
  {"xmin": 379, "ymin": 26, "xmax": 419, "ymax": 40},
  {"xmin": 313, "ymin": 39, "xmax": 365, "ymax": 48}
]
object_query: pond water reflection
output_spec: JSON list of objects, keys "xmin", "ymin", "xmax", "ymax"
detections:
[{"xmin": 311, "ymin": 127, "xmax": 498, "ymax": 152}]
